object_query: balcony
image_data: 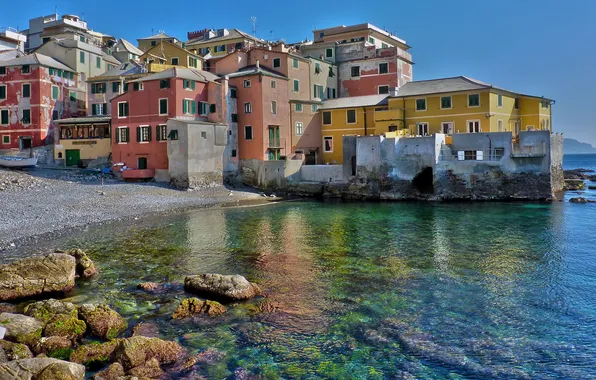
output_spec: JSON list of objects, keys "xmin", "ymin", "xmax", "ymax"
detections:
[
  {"xmin": 269, "ymin": 137, "xmax": 282, "ymax": 148},
  {"xmin": 374, "ymin": 109, "xmax": 401, "ymax": 122},
  {"xmin": 147, "ymin": 63, "xmax": 177, "ymax": 73}
]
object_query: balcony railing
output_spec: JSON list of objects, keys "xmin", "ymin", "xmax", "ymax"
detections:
[
  {"xmin": 439, "ymin": 149, "xmax": 505, "ymax": 162},
  {"xmin": 269, "ymin": 137, "xmax": 281, "ymax": 148}
]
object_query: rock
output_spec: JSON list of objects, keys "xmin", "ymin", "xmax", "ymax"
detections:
[
  {"xmin": 56, "ymin": 248, "xmax": 97, "ymax": 278},
  {"xmin": 569, "ymin": 197, "xmax": 596, "ymax": 203},
  {"xmin": 172, "ymin": 298, "xmax": 226, "ymax": 319},
  {"xmin": 0, "ymin": 253, "xmax": 76, "ymax": 301},
  {"xmin": 113, "ymin": 335, "xmax": 183, "ymax": 370},
  {"xmin": 589, "ymin": 186, "xmax": 596, "ymax": 190},
  {"xmin": 78, "ymin": 304, "xmax": 127, "ymax": 340},
  {"xmin": 136, "ymin": 282, "xmax": 161, "ymax": 292},
  {"xmin": 126, "ymin": 357, "xmax": 164, "ymax": 378},
  {"xmin": 564, "ymin": 179, "xmax": 585, "ymax": 191},
  {"xmin": 92, "ymin": 362, "xmax": 124, "ymax": 380},
  {"xmin": 24, "ymin": 299, "xmax": 87, "ymax": 341},
  {"xmin": 131, "ymin": 322, "xmax": 160, "ymax": 338},
  {"xmin": 0, "ymin": 303, "xmax": 17, "ymax": 313},
  {"xmin": 184, "ymin": 274, "xmax": 261, "ymax": 302},
  {"xmin": 0, "ymin": 347, "xmax": 7, "ymax": 363},
  {"xmin": 0, "ymin": 312, "xmax": 43, "ymax": 347},
  {"xmin": 69, "ymin": 340, "xmax": 120, "ymax": 365},
  {"xmin": 247, "ymin": 300, "xmax": 281, "ymax": 315},
  {"xmin": 0, "ymin": 339, "xmax": 33, "ymax": 360},
  {"xmin": 0, "ymin": 357, "xmax": 85, "ymax": 379},
  {"xmin": 35, "ymin": 336, "xmax": 73, "ymax": 358}
]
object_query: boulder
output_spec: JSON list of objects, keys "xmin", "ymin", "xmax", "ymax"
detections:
[
  {"xmin": 184, "ymin": 274, "xmax": 261, "ymax": 302},
  {"xmin": 0, "ymin": 358, "xmax": 85, "ymax": 380},
  {"xmin": 126, "ymin": 357, "xmax": 164, "ymax": 378},
  {"xmin": 78, "ymin": 304, "xmax": 127, "ymax": 340},
  {"xmin": 131, "ymin": 322, "xmax": 160, "ymax": 338},
  {"xmin": 69, "ymin": 340, "xmax": 120, "ymax": 365},
  {"xmin": 0, "ymin": 312, "xmax": 43, "ymax": 347},
  {"xmin": 92, "ymin": 362, "xmax": 125, "ymax": 380},
  {"xmin": 0, "ymin": 339, "xmax": 33, "ymax": 360},
  {"xmin": 570, "ymin": 197, "xmax": 596, "ymax": 203},
  {"xmin": 35, "ymin": 336, "xmax": 73, "ymax": 359},
  {"xmin": 136, "ymin": 282, "xmax": 161, "ymax": 292},
  {"xmin": 0, "ymin": 253, "xmax": 76, "ymax": 301},
  {"xmin": 172, "ymin": 298, "xmax": 226, "ymax": 319},
  {"xmin": 0, "ymin": 303, "xmax": 17, "ymax": 313},
  {"xmin": 24, "ymin": 299, "xmax": 87, "ymax": 341},
  {"xmin": 56, "ymin": 249, "xmax": 97, "ymax": 278},
  {"xmin": 113, "ymin": 336, "xmax": 182, "ymax": 370},
  {"xmin": 565, "ymin": 179, "xmax": 585, "ymax": 191},
  {"xmin": 0, "ymin": 347, "xmax": 6, "ymax": 363}
]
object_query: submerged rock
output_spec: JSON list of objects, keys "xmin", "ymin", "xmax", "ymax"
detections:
[
  {"xmin": 0, "ymin": 253, "xmax": 76, "ymax": 301},
  {"xmin": 78, "ymin": 304, "xmax": 127, "ymax": 340},
  {"xmin": 131, "ymin": 322, "xmax": 160, "ymax": 338},
  {"xmin": 0, "ymin": 339, "xmax": 33, "ymax": 360},
  {"xmin": 24, "ymin": 299, "xmax": 87, "ymax": 342},
  {"xmin": 0, "ymin": 357, "xmax": 85, "ymax": 379},
  {"xmin": 569, "ymin": 197, "xmax": 596, "ymax": 203},
  {"xmin": 0, "ymin": 312, "xmax": 43, "ymax": 347},
  {"xmin": 184, "ymin": 274, "xmax": 261, "ymax": 302},
  {"xmin": 172, "ymin": 298, "xmax": 226, "ymax": 319},
  {"xmin": 69, "ymin": 340, "xmax": 120, "ymax": 365},
  {"xmin": 137, "ymin": 282, "xmax": 161, "ymax": 292},
  {"xmin": 113, "ymin": 335, "xmax": 183, "ymax": 370},
  {"xmin": 57, "ymin": 248, "xmax": 97, "ymax": 278},
  {"xmin": 93, "ymin": 362, "xmax": 125, "ymax": 379},
  {"xmin": 126, "ymin": 357, "xmax": 164, "ymax": 378}
]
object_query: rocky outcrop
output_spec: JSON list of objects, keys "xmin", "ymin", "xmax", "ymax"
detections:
[
  {"xmin": 112, "ymin": 336, "xmax": 183, "ymax": 371},
  {"xmin": 0, "ymin": 357, "xmax": 85, "ymax": 379},
  {"xmin": 0, "ymin": 339, "xmax": 33, "ymax": 360},
  {"xmin": 565, "ymin": 179, "xmax": 585, "ymax": 191},
  {"xmin": 569, "ymin": 197, "xmax": 596, "ymax": 203},
  {"xmin": 126, "ymin": 357, "xmax": 164, "ymax": 378},
  {"xmin": 131, "ymin": 322, "xmax": 159, "ymax": 338},
  {"xmin": 0, "ymin": 253, "xmax": 76, "ymax": 301},
  {"xmin": 172, "ymin": 298, "xmax": 226, "ymax": 319},
  {"xmin": 184, "ymin": 274, "xmax": 261, "ymax": 302},
  {"xmin": 78, "ymin": 304, "xmax": 127, "ymax": 340},
  {"xmin": 0, "ymin": 312, "xmax": 43, "ymax": 347},
  {"xmin": 69, "ymin": 340, "xmax": 120, "ymax": 365},
  {"xmin": 137, "ymin": 282, "xmax": 161, "ymax": 292},
  {"xmin": 34, "ymin": 336, "xmax": 73, "ymax": 358},
  {"xmin": 24, "ymin": 299, "xmax": 87, "ymax": 342},
  {"xmin": 93, "ymin": 362, "xmax": 124, "ymax": 379},
  {"xmin": 56, "ymin": 249, "xmax": 97, "ymax": 278}
]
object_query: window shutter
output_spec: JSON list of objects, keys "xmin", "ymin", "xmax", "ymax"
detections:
[
  {"xmin": 125, "ymin": 128, "xmax": 130, "ymax": 142},
  {"xmin": 116, "ymin": 129, "xmax": 120, "ymax": 143},
  {"xmin": 156, "ymin": 125, "xmax": 161, "ymax": 141},
  {"xmin": 182, "ymin": 100, "xmax": 187, "ymax": 114},
  {"xmin": 136, "ymin": 126, "xmax": 141, "ymax": 142},
  {"xmin": 147, "ymin": 127, "xmax": 152, "ymax": 141},
  {"xmin": 191, "ymin": 81, "xmax": 196, "ymax": 90},
  {"xmin": 476, "ymin": 151, "xmax": 483, "ymax": 161},
  {"xmin": 91, "ymin": 104, "xmax": 97, "ymax": 116},
  {"xmin": 457, "ymin": 151, "xmax": 464, "ymax": 161},
  {"xmin": 191, "ymin": 101, "xmax": 196, "ymax": 115}
]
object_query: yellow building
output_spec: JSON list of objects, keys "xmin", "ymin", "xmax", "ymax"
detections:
[
  {"xmin": 139, "ymin": 41, "xmax": 203, "ymax": 73},
  {"xmin": 137, "ymin": 32, "xmax": 182, "ymax": 52},
  {"xmin": 54, "ymin": 117, "xmax": 112, "ymax": 166},
  {"xmin": 185, "ymin": 28, "xmax": 263, "ymax": 58},
  {"xmin": 321, "ymin": 76, "xmax": 553, "ymax": 163}
]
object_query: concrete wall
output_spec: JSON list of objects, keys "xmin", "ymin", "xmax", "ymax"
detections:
[
  {"xmin": 299, "ymin": 165, "xmax": 344, "ymax": 183},
  {"xmin": 550, "ymin": 133, "xmax": 564, "ymax": 193},
  {"xmin": 239, "ymin": 158, "xmax": 302, "ymax": 189}
]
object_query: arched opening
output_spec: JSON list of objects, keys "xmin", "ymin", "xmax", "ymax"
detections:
[{"xmin": 413, "ymin": 167, "xmax": 434, "ymax": 194}]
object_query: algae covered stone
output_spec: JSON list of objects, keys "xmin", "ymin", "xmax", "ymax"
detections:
[
  {"xmin": 92, "ymin": 362, "xmax": 125, "ymax": 379},
  {"xmin": 78, "ymin": 304, "xmax": 127, "ymax": 340},
  {"xmin": 184, "ymin": 274, "xmax": 261, "ymax": 302},
  {"xmin": 69, "ymin": 340, "xmax": 120, "ymax": 365},
  {"xmin": 57, "ymin": 248, "xmax": 97, "ymax": 278},
  {"xmin": 0, "ymin": 357, "xmax": 85, "ymax": 379},
  {"xmin": 36, "ymin": 336, "xmax": 74, "ymax": 358},
  {"xmin": 0, "ymin": 312, "xmax": 43, "ymax": 347},
  {"xmin": 24, "ymin": 299, "xmax": 87, "ymax": 341},
  {"xmin": 126, "ymin": 357, "xmax": 164, "ymax": 378},
  {"xmin": 172, "ymin": 298, "xmax": 226, "ymax": 319},
  {"xmin": 113, "ymin": 335, "xmax": 183, "ymax": 370},
  {"xmin": 0, "ymin": 339, "xmax": 33, "ymax": 360}
]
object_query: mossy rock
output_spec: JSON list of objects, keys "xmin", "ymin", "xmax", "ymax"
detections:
[
  {"xmin": 24, "ymin": 299, "xmax": 87, "ymax": 341},
  {"xmin": 172, "ymin": 298, "xmax": 226, "ymax": 319},
  {"xmin": 0, "ymin": 339, "xmax": 33, "ymax": 360},
  {"xmin": 126, "ymin": 357, "xmax": 164, "ymax": 378},
  {"xmin": 35, "ymin": 336, "xmax": 74, "ymax": 357},
  {"xmin": 93, "ymin": 362, "xmax": 125, "ymax": 379},
  {"xmin": 24, "ymin": 299, "xmax": 78, "ymax": 324},
  {"xmin": 69, "ymin": 340, "xmax": 121, "ymax": 366},
  {"xmin": 57, "ymin": 248, "xmax": 97, "ymax": 278},
  {"xmin": 78, "ymin": 304, "xmax": 128, "ymax": 340},
  {"xmin": 44, "ymin": 314, "xmax": 87, "ymax": 341},
  {"xmin": 113, "ymin": 336, "xmax": 182, "ymax": 370},
  {"xmin": 0, "ymin": 312, "xmax": 43, "ymax": 347}
]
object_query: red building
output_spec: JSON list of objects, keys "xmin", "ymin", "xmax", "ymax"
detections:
[
  {"xmin": 0, "ymin": 53, "xmax": 84, "ymax": 150},
  {"xmin": 110, "ymin": 67, "xmax": 222, "ymax": 179}
]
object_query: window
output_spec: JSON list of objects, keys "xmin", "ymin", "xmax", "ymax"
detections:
[
  {"xmin": 351, "ymin": 66, "xmax": 360, "ymax": 77},
  {"xmin": 79, "ymin": 35, "xmax": 85, "ymax": 42},
  {"xmin": 312, "ymin": 104, "xmax": 318, "ymax": 112},
  {"xmin": 467, "ymin": 120, "xmax": 480, "ymax": 133},
  {"xmin": 159, "ymin": 98, "xmax": 168, "ymax": 115},
  {"xmin": 171, "ymin": 57, "xmax": 179, "ymax": 65},
  {"xmin": 323, "ymin": 111, "xmax": 331, "ymax": 125},
  {"xmin": 235, "ymin": 42, "xmax": 243, "ymax": 49},
  {"xmin": 271, "ymin": 101, "xmax": 277, "ymax": 114},
  {"xmin": 156, "ymin": 125, "xmax": 168, "ymax": 141},
  {"xmin": 22, "ymin": 84, "xmax": 30, "ymax": 98},
  {"xmin": 91, "ymin": 103, "xmax": 106, "ymax": 116},
  {"xmin": 160, "ymin": 79, "xmax": 170, "ymax": 89},
  {"xmin": 493, "ymin": 148, "xmax": 505, "ymax": 160},
  {"xmin": 416, "ymin": 98, "xmax": 426, "ymax": 111},
  {"xmin": 382, "ymin": 43, "xmax": 389, "ymax": 48},
  {"xmin": 346, "ymin": 109, "xmax": 356, "ymax": 124},
  {"xmin": 295, "ymin": 122, "xmax": 303, "ymax": 135},
  {"xmin": 231, "ymin": 113, "xmax": 238, "ymax": 122},
  {"xmin": 497, "ymin": 94, "xmax": 503, "ymax": 107},
  {"xmin": 137, "ymin": 126, "xmax": 151, "ymax": 142},
  {"xmin": 293, "ymin": 79, "xmax": 299, "ymax": 92},
  {"xmin": 295, "ymin": 103, "xmax": 303, "ymax": 112},
  {"xmin": 315, "ymin": 62, "xmax": 321, "ymax": 74},
  {"xmin": 2, "ymin": 135, "xmax": 9, "ymax": 144},
  {"xmin": 441, "ymin": 96, "xmax": 452, "ymax": 109},
  {"xmin": 117, "ymin": 127, "xmax": 129, "ymax": 143},
  {"xmin": 231, "ymin": 149, "xmax": 237, "ymax": 157},
  {"xmin": 273, "ymin": 58, "xmax": 281, "ymax": 68},
  {"xmin": 378, "ymin": 85, "xmax": 389, "ymax": 95},
  {"xmin": 133, "ymin": 82, "xmax": 143, "ymax": 91},
  {"xmin": 96, "ymin": 56, "xmax": 101, "ymax": 69},
  {"xmin": 464, "ymin": 150, "xmax": 477, "ymax": 161},
  {"xmin": 417, "ymin": 122, "xmax": 429, "ymax": 136},
  {"xmin": 324, "ymin": 136, "xmax": 333, "ymax": 152},
  {"xmin": 183, "ymin": 80, "xmax": 196, "ymax": 90},
  {"xmin": 137, "ymin": 157, "xmax": 148, "ymax": 169},
  {"xmin": 542, "ymin": 100, "xmax": 549, "ymax": 108},
  {"xmin": 498, "ymin": 120, "xmax": 504, "ymax": 132},
  {"xmin": 320, "ymin": 32, "xmax": 325, "ymax": 38},
  {"xmin": 230, "ymin": 88, "xmax": 237, "ymax": 98},
  {"xmin": 151, "ymin": 41, "xmax": 157, "ymax": 47},
  {"xmin": 168, "ymin": 129, "xmax": 178, "ymax": 140},
  {"xmin": 123, "ymin": 83, "xmax": 129, "ymax": 92},
  {"xmin": 441, "ymin": 122, "xmax": 454, "ymax": 134},
  {"xmin": 244, "ymin": 125, "xmax": 253, "ymax": 140},
  {"xmin": 468, "ymin": 94, "xmax": 480, "ymax": 107},
  {"xmin": 292, "ymin": 58, "xmax": 298, "ymax": 68},
  {"xmin": 314, "ymin": 84, "xmax": 324, "ymax": 99},
  {"xmin": 244, "ymin": 103, "xmax": 252, "ymax": 113},
  {"xmin": 182, "ymin": 99, "xmax": 196, "ymax": 115},
  {"xmin": 0, "ymin": 110, "xmax": 8, "ymax": 125},
  {"xmin": 21, "ymin": 65, "xmax": 30, "ymax": 74},
  {"xmin": 514, "ymin": 98, "xmax": 519, "ymax": 109},
  {"xmin": 271, "ymin": 80, "xmax": 276, "ymax": 89},
  {"xmin": 79, "ymin": 52, "xmax": 85, "ymax": 64},
  {"xmin": 326, "ymin": 48, "xmax": 333, "ymax": 58},
  {"xmin": 0, "ymin": 85, "xmax": 6, "ymax": 100},
  {"xmin": 199, "ymin": 102, "xmax": 209, "ymax": 116},
  {"xmin": 22, "ymin": 109, "xmax": 31, "ymax": 124},
  {"xmin": 112, "ymin": 82, "xmax": 120, "ymax": 93},
  {"xmin": 0, "ymin": 67, "xmax": 5, "ymax": 75},
  {"xmin": 118, "ymin": 102, "xmax": 129, "ymax": 118},
  {"xmin": 91, "ymin": 83, "xmax": 106, "ymax": 94},
  {"xmin": 379, "ymin": 63, "xmax": 388, "ymax": 74},
  {"xmin": 369, "ymin": 37, "xmax": 375, "ymax": 44},
  {"xmin": 244, "ymin": 79, "xmax": 251, "ymax": 88}
]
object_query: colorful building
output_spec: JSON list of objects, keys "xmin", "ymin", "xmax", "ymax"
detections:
[
  {"xmin": 186, "ymin": 28, "xmax": 263, "ymax": 58},
  {"xmin": 112, "ymin": 39, "xmax": 143, "ymax": 63},
  {"xmin": 139, "ymin": 41, "xmax": 202, "ymax": 73},
  {"xmin": 0, "ymin": 53, "xmax": 83, "ymax": 151},
  {"xmin": 137, "ymin": 32, "xmax": 182, "ymax": 52}
]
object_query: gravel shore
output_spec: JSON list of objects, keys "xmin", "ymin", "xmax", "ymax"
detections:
[{"xmin": 0, "ymin": 167, "xmax": 266, "ymax": 250}]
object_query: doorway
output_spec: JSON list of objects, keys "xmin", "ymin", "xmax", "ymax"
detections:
[
  {"xmin": 441, "ymin": 122, "xmax": 453, "ymax": 134},
  {"xmin": 467, "ymin": 120, "xmax": 480, "ymax": 133},
  {"xmin": 19, "ymin": 136, "xmax": 32, "ymax": 150},
  {"xmin": 65, "ymin": 149, "xmax": 80, "ymax": 166},
  {"xmin": 417, "ymin": 123, "xmax": 429, "ymax": 136},
  {"xmin": 137, "ymin": 157, "xmax": 148, "ymax": 170},
  {"xmin": 412, "ymin": 167, "xmax": 434, "ymax": 194},
  {"xmin": 305, "ymin": 150, "xmax": 317, "ymax": 165}
]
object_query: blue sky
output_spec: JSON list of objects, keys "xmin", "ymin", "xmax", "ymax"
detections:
[{"xmin": 3, "ymin": 0, "xmax": 595, "ymax": 144}]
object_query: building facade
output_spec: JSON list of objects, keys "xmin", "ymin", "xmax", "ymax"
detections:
[
  {"xmin": 137, "ymin": 32, "xmax": 181, "ymax": 52},
  {"xmin": 186, "ymin": 28, "xmax": 263, "ymax": 58},
  {"xmin": 139, "ymin": 41, "xmax": 202, "ymax": 73}
]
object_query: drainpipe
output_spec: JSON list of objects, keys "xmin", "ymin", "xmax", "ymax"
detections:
[
  {"xmin": 402, "ymin": 97, "xmax": 406, "ymax": 134},
  {"xmin": 362, "ymin": 106, "xmax": 367, "ymax": 135}
]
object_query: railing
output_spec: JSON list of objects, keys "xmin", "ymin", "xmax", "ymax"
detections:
[
  {"xmin": 439, "ymin": 149, "xmax": 505, "ymax": 162},
  {"xmin": 269, "ymin": 137, "xmax": 281, "ymax": 148}
]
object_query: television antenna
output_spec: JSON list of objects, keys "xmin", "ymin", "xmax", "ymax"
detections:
[{"xmin": 250, "ymin": 16, "xmax": 257, "ymax": 36}]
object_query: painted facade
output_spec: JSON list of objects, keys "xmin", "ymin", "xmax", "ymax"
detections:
[
  {"xmin": 137, "ymin": 32, "xmax": 182, "ymax": 52},
  {"xmin": 186, "ymin": 28, "xmax": 263, "ymax": 58},
  {"xmin": 53, "ymin": 116, "xmax": 111, "ymax": 165},
  {"xmin": 139, "ymin": 41, "xmax": 202, "ymax": 73}
]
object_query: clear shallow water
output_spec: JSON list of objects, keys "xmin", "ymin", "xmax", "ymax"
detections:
[{"xmin": 6, "ymin": 197, "xmax": 596, "ymax": 379}]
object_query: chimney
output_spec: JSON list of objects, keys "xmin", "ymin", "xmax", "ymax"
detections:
[
  {"xmin": 390, "ymin": 87, "xmax": 398, "ymax": 97},
  {"xmin": 256, "ymin": 59, "xmax": 259, "ymax": 69}
]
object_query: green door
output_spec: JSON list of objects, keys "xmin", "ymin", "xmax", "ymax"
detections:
[{"xmin": 65, "ymin": 149, "xmax": 80, "ymax": 166}]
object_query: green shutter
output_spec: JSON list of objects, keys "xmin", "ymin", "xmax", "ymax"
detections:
[
  {"xmin": 183, "ymin": 100, "xmax": 187, "ymax": 114},
  {"xmin": 91, "ymin": 104, "xmax": 97, "ymax": 115},
  {"xmin": 191, "ymin": 101, "xmax": 196, "ymax": 114},
  {"xmin": 52, "ymin": 86, "xmax": 58, "ymax": 99},
  {"xmin": 191, "ymin": 81, "xmax": 196, "ymax": 90},
  {"xmin": 136, "ymin": 126, "xmax": 141, "ymax": 142},
  {"xmin": 0, "ymin": 86, "xmax": 5, "ymax": 99},
  {"xmin": 147, "ymin": 127, "xmax": 152, "ymax": 141},
  {"xmin": 116, "ymin": 129, "xmax": 120, "ymax": 143},
  {"xmin": 156, "ymin": 125, "xmax": 161, "ymax": 141},
  {"xmin": 125, "ymin": 128, "xmax": 130, "ymax": 142}
]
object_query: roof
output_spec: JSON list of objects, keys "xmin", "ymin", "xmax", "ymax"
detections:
[
  {"xmin": 0, "ymin": 53, "xmax": 74, "ymax": 71},
  {"xmin": 140, "ymin": 40, "xmax": 202, "ymax": 60},
  {"xmin": 313, "ymin": 23, "xmax": 409, "ymax": 49},
  {"xmin": 320, "ymin": 94, "xmax": 388, "ymax": 110},
  {"xmin": 393, "ymin": 76, "xmax": 553, "ymax": 101},
  {"xmin": 129, "ymin": 67, "xmax": 219, "ymax": 83},
  {"xmin": 138, "ymin": 32, "xmax": 176, "ymax": 41},
  {"xmin": 54, "ymin": 116, "xmax": 111, "ymax": 125},
  {"xmin": 0, "ymin": 49, "xmax": 24, "ymax": 61},
  {"xmin": 102, "ymin": 52, "xmax": 120, "ymax": 65},
  {"xmin": 51, "ymin": 38, "xmax": 103, "ymax": 55},
  {"xmin": 117, "ymin": 39, "xmax": 144, "ymax": 56},
  {"xmin": 88, "ymin": 60, "xmax": 147, "ymax": 81},
  {"xmin": 186, "ymin": 29, "xmax": 263, "ymax": 46},
  {"xmin": 225, "ymin": 65, "xmax": 288, "ymax": 80}
]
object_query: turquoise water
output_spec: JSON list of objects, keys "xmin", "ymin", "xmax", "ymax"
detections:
[{"xmin": 8, "ymin": 196, "xmax": 596, "ymax": 379}]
